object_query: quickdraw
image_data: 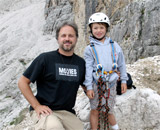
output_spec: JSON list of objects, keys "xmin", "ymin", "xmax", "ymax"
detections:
[{"xmin": 90, "ymin": 39, "xmax": 117, "ymax": 130}]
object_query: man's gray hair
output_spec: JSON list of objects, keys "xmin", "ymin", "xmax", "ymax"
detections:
[{"xmin": 56, "ymin": 21, "xmax": 79, "ymax": 40}]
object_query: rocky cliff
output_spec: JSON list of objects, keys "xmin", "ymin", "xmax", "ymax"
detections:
[
  {"xmin": 44, "ymin": 0, "xmax": 160, "ymax": 63},
  {"xmin": 0, "ymin": 0, "xmax": 160, "ymax": 129}
]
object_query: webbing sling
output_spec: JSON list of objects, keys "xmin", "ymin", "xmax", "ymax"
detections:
[
  {"xmin": 110, "ymin": 39, "xmax": 117, "ymax": 70},
  {"xmin": 90, "ymin": 43, "xmax": 100, "ymax": 65}
]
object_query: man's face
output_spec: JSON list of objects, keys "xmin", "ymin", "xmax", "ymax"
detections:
[{"xmin": 58, "ymin": 25, "xmax": 77, "ymax": 53}]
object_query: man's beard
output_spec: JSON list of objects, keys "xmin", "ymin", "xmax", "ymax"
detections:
[{"xmin": 61, "ymin": 41, "xmax": 75, "ymax": 52}]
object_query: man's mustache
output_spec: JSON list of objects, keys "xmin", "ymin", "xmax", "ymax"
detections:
[{"xmin": 63, "ymin": 41, "xmax": 72, "ymax": 44}]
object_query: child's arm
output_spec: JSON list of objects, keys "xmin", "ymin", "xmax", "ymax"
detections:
[
  {"xmin": 117, "ymin": 47, "xmax": 128, "ymax": 83},
  {"xmin": 121, "ymin": 83, "xmax": 127, "ymax": 93},
  {"xmin": 87, "ymin": 90, "xmax": 95, "ymax": 99},
  {"xmin": 117, "ymin": 46, "xmax": 128, "ymax": 93},
  {"xmin": 83, "ymin": 46, "xmax": 95, "ymax": 91}
]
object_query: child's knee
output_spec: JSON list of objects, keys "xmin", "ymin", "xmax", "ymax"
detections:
[{"xmin": 90, "ymin": 109, "xmax": 99, "ymax": 115}]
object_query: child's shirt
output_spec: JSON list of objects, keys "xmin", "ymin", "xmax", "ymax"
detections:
[{"xmin": 83, "ymin": 36, "xmax": 128, "ymax": 90}]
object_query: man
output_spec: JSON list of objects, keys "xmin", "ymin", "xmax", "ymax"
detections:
[{"xmin": 18, "ymin": 21, "xmax": 85, "ymax": 130}]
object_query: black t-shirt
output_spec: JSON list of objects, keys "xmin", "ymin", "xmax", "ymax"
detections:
[{"xmin": 23, "ymin": 50, "xmax": 85, "ymax": 114}]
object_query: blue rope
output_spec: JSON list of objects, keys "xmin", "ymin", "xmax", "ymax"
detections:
[
  {"xmin": 110, "ymin": 39, "xmax": 116, "ymax": 63},
  {"xmin": 110, "ymin": 39, "xmax": 116, "ymax": 70},
  {"xmin": 92, "ymin": 45, "xmax": 100, "ymax": 65}
]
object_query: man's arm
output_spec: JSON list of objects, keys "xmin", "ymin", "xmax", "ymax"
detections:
[{"xmin": 18, "ymin": 75, "xmax": 52, "ymax": 118}]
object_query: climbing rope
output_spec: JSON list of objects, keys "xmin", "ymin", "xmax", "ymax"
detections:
[{"xmin": 97, "ymin": 76, "xmax": 110, "ymax": 130}]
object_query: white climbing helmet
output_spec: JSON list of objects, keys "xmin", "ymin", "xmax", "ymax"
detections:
[{"xmin": 88, "ymin": 12, "xmax": 110, "ymax": 27}]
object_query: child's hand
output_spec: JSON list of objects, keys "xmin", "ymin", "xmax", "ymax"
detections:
[
  {"xmin": 87, "ymin": 90, "xmax": 95, "ymax": 99},
  {"xmin": 121, "ymin": 83, "xmax": 127, "ymax": 93}
]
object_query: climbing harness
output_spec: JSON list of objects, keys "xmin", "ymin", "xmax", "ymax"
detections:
[
  {"xmin": 91, "ymin": 39, "xmax": 117, "ymax": 78},
  {"xmin": 90, "ymin": 39, "xmax": 117, "ymax": 130}
]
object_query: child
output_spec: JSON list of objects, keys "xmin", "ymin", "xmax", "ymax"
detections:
[{"xmin": 83, "ymin": 12, "xmax": 128, "ymax": 130}]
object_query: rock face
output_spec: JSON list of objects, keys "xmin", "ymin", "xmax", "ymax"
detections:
[
  {"xmin": 75, "ymin": 88, "xmax": 160, "ymax": 130},
  {"xmin": 110, "ymin": 0, "xmax": 160, "ymax": 63},
  {"xmin": 44, "ymin": 0, "xmax": 74, "ymax": 35},
  {"xmin": 4, "ymin": 87, "xmax": 160, "ymax": 130},
  {"xmin": 0, "ymin": 0, "xmax": 160, "ymax": 130},
  {"xmin": 44, "ymin": 0, "xmax": 160, "ymax": 63},
  {"xmin": 0, "ymin": 0, "xmax": 58, "ymax": 128},
  {"xmin": 114, "ymin": 89, "xmax": 160, "ymax": 130},
  {"xmin": 127, "ymin": 56, "xmax": 160, "ymax": 94}
]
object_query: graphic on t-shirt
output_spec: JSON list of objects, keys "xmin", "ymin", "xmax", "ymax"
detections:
[{"xmin": 56, "ymin": 63, "xmax": 79, "ymax": 82}]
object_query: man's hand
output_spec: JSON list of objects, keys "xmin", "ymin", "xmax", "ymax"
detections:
[
  {"xmin": 34, "ymin": 105, "xmax": 53, "ymax": 118},
  {"xmin": 87, "ymin": 90, "xmax": 95, "ymax": 99},
  {"xmin": 121, "ymin": 83, "xmax": 127, "ymax": 94}
]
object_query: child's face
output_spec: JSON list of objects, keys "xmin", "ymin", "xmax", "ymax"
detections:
[{"xmin": 91, "ymin": 23, "xmax": 107, "ymax": 41}]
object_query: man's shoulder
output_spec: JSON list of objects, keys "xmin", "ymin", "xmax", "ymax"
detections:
[
  {"xmin": 74, "ymin": 54, "xmax": 85, "ymax": 62},
  {"xmin": 33, "ymin": 50, "xmax": 58, "ymax": 63},
  {"xmin": 39, "ymin": 50, "xmax": 57, "ymax": 57}
]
